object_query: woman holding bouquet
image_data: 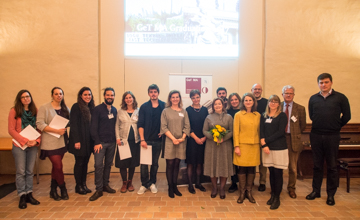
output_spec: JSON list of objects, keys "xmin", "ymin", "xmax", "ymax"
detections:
[
  {"xmin": 233, "ymin": 93, "xmax": 260, "ymax": 204},
  {"xmin": 160, "ymin": 90, "xmax": 190, "ymax": 198},
  {"xmin": 203, "ymin": 98, "xmax": 234, "ymax": 199}
]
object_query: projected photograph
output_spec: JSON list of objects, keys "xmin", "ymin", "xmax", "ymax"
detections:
[{"xmin": 125, "ymin": 0, "xmax": 239, "ymax": 57}]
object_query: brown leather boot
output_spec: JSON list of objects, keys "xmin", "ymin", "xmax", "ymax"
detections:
[
  {"xmin": 237, "ymin": 174, "xmax": 246, "ymax": 203},
  {"xmin": 120, "ymin": 181, "xmax": 128, "ymax": 193},
  {"xmin": 245, "ymin": 173, "xmax": 256, "ymax": 203},
  {"xmin": 127, "ymin": 180, "xmax": 134, "ymax": 192}
]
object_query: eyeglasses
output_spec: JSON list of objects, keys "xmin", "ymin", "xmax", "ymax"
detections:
[
  {"xmin": 284, "ymin": 93, "xmax": 294, "ymax": 95},
  {"xmin": 269, "ymin": 101, "xmax": 279, "ymax": 104},
  {"xmin": 21, "ymin": 96, "xmax": 30, "ymax": 99}
]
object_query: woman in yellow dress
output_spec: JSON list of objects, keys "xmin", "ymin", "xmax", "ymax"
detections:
[{"xmin": 233, "ymin": 93, "xmax": 260, "ymax": 204}]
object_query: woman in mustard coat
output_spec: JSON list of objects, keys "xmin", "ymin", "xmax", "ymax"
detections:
[{"xmin": 233, "ymin": 93, "xmax": 260, "ymax": 204}]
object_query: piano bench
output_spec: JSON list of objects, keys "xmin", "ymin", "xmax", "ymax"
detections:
[{"xmin": 337, "ymin": 158, "xmax": 360, "ymax": 193}]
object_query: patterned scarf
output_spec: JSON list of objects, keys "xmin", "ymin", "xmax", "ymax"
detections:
[{"xmin": 21, "ymin": 110, "xmax": 36, "ymax": 129}]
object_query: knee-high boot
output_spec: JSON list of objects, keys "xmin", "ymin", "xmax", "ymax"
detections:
[
  {"xmin": 237, "ymin": 174, "xmax": 246, "ymax": 204},
  {"xmin": 245, "ymin": 173, "xmax": 256, "ymax": 203}
]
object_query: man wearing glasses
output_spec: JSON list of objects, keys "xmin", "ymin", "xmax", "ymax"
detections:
[{"xmin": 281, "ymin": 85, "xmax": 306, "ymax": 199}]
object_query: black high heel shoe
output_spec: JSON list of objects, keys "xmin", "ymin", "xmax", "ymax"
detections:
[
  {"xmin": 210, "ymin": 188, "xmax": 218, "ymax": 198},
  {"xmin": 219, "ymin": 188, "xmax": 226, "ymax": 199}
]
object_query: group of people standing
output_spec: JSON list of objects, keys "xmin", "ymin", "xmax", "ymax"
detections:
[{"xmin": 8, "ymin": 73, "xmax": 351, "ymax": 210}]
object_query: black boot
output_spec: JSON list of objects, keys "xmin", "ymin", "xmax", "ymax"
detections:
[
  {"xmin": 59, "ymin": 182, "xmax": 69, "ymax": 200},
  {"xmin": 19, "ymin": 194, "xmax": 27, "ymax": 209},
  {"xmin": 83, "ymin": 182, "xmax": 92, "ymax": 193},
  {"xmin": 270, "ymin": 196, "xmax": 280, "ymax": 210},
  {"xmin": 173, "ymin": 184, "xmax": 182, "ymax": 196},
  {"xmin": 267, "ymin": 193, "xmax": 275, "ymax": 205},
  {"xmin": 50, "ymin": 179, "xmax": 61, "ymax": 201},
  {"xmin": 168, "ymin": 184, "xmax": 174, "ymax": 198},
  {"xmin": 26, "ymin": 192, "xmax": 40, "ymax": 205},
  {"xmin": 75, "ymin": 184, "xmax": 87, "ymax": 195}
]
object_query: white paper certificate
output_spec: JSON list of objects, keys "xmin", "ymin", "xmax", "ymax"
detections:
[
  {"xmin": 118, "ymin": 141, "xmax": 132, "ymax": 160},
  {"xmin": 12, "ymin": 125, "xmax": 41, "ymax": 150},
  {"xmin": 46, "ymin": 115, "xmax": 69, "ymax": 138},
  {"xmin": 140, "ymin": 145, "xmax": 152, "ymax": 165}
]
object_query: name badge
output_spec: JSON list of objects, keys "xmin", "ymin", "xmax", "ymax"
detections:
[
  {"xmin": 291, "ymin": 116, "xmax": 297, "ymax": 122},
  {"xmin": 108, "ymin": 113, "xmax": 114, "ymax": 119},
  {"xmin": 179, "ymin": 113, "xmax": 184, "ymax": 117},
  {"xmin": 133, "ymin": 115, "xmax": 138, "ymax": 121},
  {"xmin": 265, "ymin": 118, "xmax": 272, "ymax": 123}
]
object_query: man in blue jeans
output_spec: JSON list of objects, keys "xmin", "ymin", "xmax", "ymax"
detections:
[
  {"xmin": 89, "ymin": 87, "xmax": 117, "ymax": 201},
  {"xmin": 137, "ymin": 84, "xmax": 165, "ymax": 194}
]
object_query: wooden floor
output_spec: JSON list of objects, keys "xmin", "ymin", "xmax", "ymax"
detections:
[{"xmin": 0, "ymin": 172, "xmax": 359, "ymax": 220}]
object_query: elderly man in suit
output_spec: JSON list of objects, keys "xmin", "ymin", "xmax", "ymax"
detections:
[{"xmin": 281, "ymin": 85, "xmax": 306, "ymax": 198}]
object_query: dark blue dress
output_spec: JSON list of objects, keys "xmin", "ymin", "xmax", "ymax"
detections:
[{"xmin": 185, "ymin": 106, "xmax": 208, "ymax": 164}]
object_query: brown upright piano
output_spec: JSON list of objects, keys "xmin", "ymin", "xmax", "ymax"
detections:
[{"xmin": 297, "ymin": 123, "xmax": 360, "ymax": 179}]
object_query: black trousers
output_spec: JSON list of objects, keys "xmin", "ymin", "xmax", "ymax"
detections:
[
  {"xmin": 74, "ymin": 155, "xmax": 91, "ymax": 185},
  {"xmin": 310, "ymin": 132, "xmax": 340, "ymax": 196}
]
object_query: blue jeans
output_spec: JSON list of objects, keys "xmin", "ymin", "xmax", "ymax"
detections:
[
  {"xmin": 94, "ymin": 142, "xmax": 116, "ymax": 191},
  {"xmin": 140, "ymin": 141, "xmax": 162, "ymax": 188},
  {"xmin": 12, "ymin": 145, "xmax": 38, "ymax": 196}
]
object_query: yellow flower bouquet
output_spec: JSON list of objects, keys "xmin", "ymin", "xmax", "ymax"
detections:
[{"xmin": 209, "ymin": 125, "xmax": 229, "ymax": 145}]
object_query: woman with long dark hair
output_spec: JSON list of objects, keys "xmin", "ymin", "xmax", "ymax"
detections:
[
  {"xmin": 233, "ymin": 93, "xmax": 260, "ymax": 204},
  {"xmin": 36, "ymin": 87, "xmax": 70, "ymax": 201},
  {"xmin": 160, "ymin": 90, "xmax": 190, "ymax": 198},
  {"xmin": 260, "ymin": 95, "xmax": 288, "ymax": 209},
  {"xmin": 115, "ymin": 91, "xmax": 140, "ymax": 193},
  {"xmin": 68, "ymin": 87, "xmax": 95, "ymax": 194},
  {"xmin": 8, "ymin": 90, "xmax": 41, "ymax": 209}
]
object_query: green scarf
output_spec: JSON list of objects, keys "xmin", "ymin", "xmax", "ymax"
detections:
[{"xmin": 21, "ymin": 110, "xmax": 36, "ymax": 129}]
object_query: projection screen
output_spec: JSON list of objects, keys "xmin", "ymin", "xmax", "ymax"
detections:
[{"xmin": 125, "ymin": 0, "xmax": 239, "ymax": 58}]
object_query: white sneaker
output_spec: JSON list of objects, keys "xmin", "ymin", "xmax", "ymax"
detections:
[
  {"xmin": 137, "ymin": 186, "xmax": 147, "ymax": 195},
  {"xmin": 149, "ymin": 184, "xmax": 158, "ymax": 194}
]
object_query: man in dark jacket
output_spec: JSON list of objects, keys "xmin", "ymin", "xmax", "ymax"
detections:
[
  {"xmin": 89, "ymin": 87, "xmax": 117, "ymax": 201},
  {"xmin": 137, "ymin": 84, "xmax": 165, "ymax": 195}
]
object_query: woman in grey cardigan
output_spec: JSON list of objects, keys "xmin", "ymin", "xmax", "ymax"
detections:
[
  {"xmin": 160, "ymin": 90, "xmax": 190, "ymax": 198},
  {"xmin": 36, "ymin": 87, "xmax": 70, "ymax": 201},
  {"xmin": 115, "ymin": 91, "xmax": 140, "ymax": 193}
]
